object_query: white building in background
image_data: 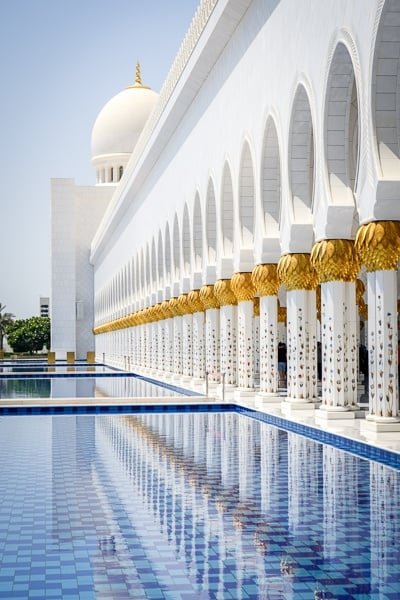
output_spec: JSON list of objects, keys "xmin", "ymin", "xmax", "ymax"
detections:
[
  {"xmin": 39, "ymin": 296, "xmax": 50, "ymax": 318},
  {"xmin": 51, "ymin": 0, "xmax": 400, "ymax": 441}
]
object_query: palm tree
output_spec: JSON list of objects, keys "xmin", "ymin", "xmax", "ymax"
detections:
[{"xmin": 0, "ymin": 303, "xmax": 15, "ymax": 351}]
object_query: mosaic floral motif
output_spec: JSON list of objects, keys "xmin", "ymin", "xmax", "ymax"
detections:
[
  {"xmin": 205, "ymin": 309, "xmax": 220, "ymax": 382},
  {"xmin": 192, "ymin": 312, "xmax": 205, "ymax": 379},
  {"xmin": 237, "ymin": 303, "xmax": 254, "ymax": 389},
  {"xmin": 220, "ymin": 307, "xmax": 236, "ymax": 386},
  {"xmin": 182, "ymin": 315, "xmax": 193, "ymax": 377},
  {"xmin": 173, "ymin": 316, "xmax": 183, "ymax": 375}
]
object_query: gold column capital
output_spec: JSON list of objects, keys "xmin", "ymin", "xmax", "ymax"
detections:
[
  {"xmin": 160, "ymin": 300, "xmax": 173, "ymax": 319},
  {"xmin": 311, "ymin": 239, "xmax": 359, "ymax": 283},
  {"xmin": 355, "ymin": 220, "xmax": 400, "ymax": 271},
  {"xmin": 214, "ymin": 279, "xmax": 237, "ymax": 306},
  {"xmin": 277, "ymin": 253, "xmax": 318, "ymax": 290},
  {"xmin": 168, "ymin": 298, "xmax": 181, "ymax": 317},
  {"xmin": 187, "ymin": 290, "xmax": 205, "ymax": 313},
  {"xmin": 355, "ymin": 278, "xmax": 368, "ymax": 318},
  {"xmin": 199, "ymin": 285, "xmax": 220, "ymax": 309},
  {"xmin": 251, "ymin": 263, "xmax": 279, "ymax": 296},
  {"xmin": 177, "ymin": 294, "xmax": 190, "ymax": 315},
  {"xmin": 230, "ymin": 272, "xmax": 256, "ymax": 302}
]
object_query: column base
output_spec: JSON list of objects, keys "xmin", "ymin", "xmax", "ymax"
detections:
[
  {"xmin": 234, "ymin": 388, "xmax": 256, "ymax": 400},
  {"xmin": 360, "ymin": 417, "xmax": 400, "ymax": 442},
  {"xmin": 281, "ymin": 398, "xmax": 317, "ymax": 418},
  {"xmin": 315, "ymin": 405, "xmax": 356, "ymax": 424},
  {"xmin": 257, "ymin": 391, "xmax": 281, "ymax": 401}
]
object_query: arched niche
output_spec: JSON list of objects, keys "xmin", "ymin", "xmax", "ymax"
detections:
[
  {"xmin": 173, "ymin": 213, "xmax": 181, "ymax": 282},
  {"xmin": 261, "ymin": 117, "xmax": 281, "ymax": 237},
  {"xmin": 165, "ymin": 223, "xmax": 172, "ymax": 284},
  {"xmin": 221, "ymin": 162, "xmax": 234, "ymax": 256},
  {"xmin": 157, "ymin": 230, "xmax": 164, "ymax": 289},
  {"xmin": 206, "ymin": 179, "xmax": 217, "ymax": 263},
  {"xmin": 193, "ymin": 193, "xmax": 203, "ymax": 271},
  {"xmin": 239, "ymin": 140, "xmax": 255, "ymax": 245},
  {"xmin": 288, "ymin": 85, "xmax": 315, "ymax": 221},
  {"xmin": 182, "ymin": 203, "xmax": 191, "ymax": 275}
]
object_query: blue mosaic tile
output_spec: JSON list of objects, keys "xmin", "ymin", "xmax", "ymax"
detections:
[{"xmin": 0, "ymin": 411, "xmax": 400, "ymax": 598}]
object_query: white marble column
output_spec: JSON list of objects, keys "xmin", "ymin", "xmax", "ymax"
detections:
[
  {"xmin": 205, "ymin": 308, "xmax": 220, "ymax": 383},
  {"xmin": 259, "ymin": 296, "xmax": 278, "ymax": 395},
  {"xmin": 187, "ymin": 290, "xmax": 205, "ymax": 384},
  {"xmin": 355, "ymin": 221, "xmax": 400, "ymax": 439},
  {"xmin": 192, "ymin": 311, "xmax": 205, "ymax": 382},
  {"xmin": 237, "ymin": 300, "xmax": 255, "ymax": 390},
  {"xmin": 150, "ymin": 320, "xmax": 158, "ymax": 372},
  {"xmin": 173, "ymin": 315, "xmax": 183, "ymax": 378},
  {"xmin": 278, "ymin": 253, "xmax": 318, "ymax": 415},
  {"xmin": 367, "ymin": 270, "xmax": 398, "ymax": 419},
  {"xmin": 219, "ymin": 304, "xmax": 237, "ymax": 386},
  {"xmin": 319, "ymin": 280, "xmax": 357, "ymax": 412},
  {"xmin": 199, "ymin": 285, "xmax": 220, "ymax": 385},
  {"xmin": 231, "ymin": 273, "xmax": 256, "ymax": 395},
  {"xmin": 286, "ymin": 289, "xmax": 317, "ymax": 402},
  {"xmin": 182, "ymin": 313, "xmax": 193, "ymax": 380},
  {"xmin": 157, "ymin": 320, "xmax": 165, "ymax": 374},
  {"xmin": 214, "ymin": 279, "xmax": 237, "ymax": 388},
  {"xmin": 253, "ymin": 302, "xmax": 260, "ymax": 382}
]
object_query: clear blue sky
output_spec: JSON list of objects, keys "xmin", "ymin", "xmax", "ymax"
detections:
[{"xmin": 0, "ymin": 0, "xmax": 199, "ymax": 318}]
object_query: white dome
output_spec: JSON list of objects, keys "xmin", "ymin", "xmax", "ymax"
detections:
[{"xmin": 91, "ymin": 74, "xmax": 158, "ymax": 160}]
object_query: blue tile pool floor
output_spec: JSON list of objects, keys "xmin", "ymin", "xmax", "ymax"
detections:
[{"xmin": 0, "ymin": 411, "xmax": 399, "ymax": 599}]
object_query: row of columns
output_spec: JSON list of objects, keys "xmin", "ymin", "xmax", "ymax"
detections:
[{"xmin": 95, "ymin": 220, "xmax": 400, "ymax": 427}]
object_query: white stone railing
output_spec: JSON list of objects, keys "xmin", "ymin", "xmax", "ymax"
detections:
[{"xmin": 126, "ymin": 0, "xmax": 218, "ymax": 177}]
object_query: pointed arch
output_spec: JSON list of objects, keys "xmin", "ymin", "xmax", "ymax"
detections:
[
  {"xmin": 165, "ymin": 222, "xmax": 172, "ymax": 283},
  {"xmin": 221, "ymin": 162, "xmax": 234, "ymax": 256},
  {"xmin": 288, "ymin": 84, "xmax": 315, "ymax": 221},
  {"xmin": 261, "ymin": 117, "xmax": 281, "ymax": 236},
  {"xmin": 239, "ymin": 140, "xmax": 255, "ymax": 245},
  {"xmin": 372, "ymin": 0, "xmax": 400, "ymax": 178},
  {"xmin": 151, "ymin": 237, "xmax": 157, "ymax": 288},
  {"xmin": 145, "ymin": 243, "xmax": 151, "ymax": 293},
  {"xmin": 157, "ymin": 230, "xmax": 164, "ymax": 288},
  {"xmin": 182, "ymin": 203, "xmax": 191, "ymax": 275},
  {"xmin": 206, "ymin": 178, "xmax": 217, "ymax": 263},
  {"xmin": 193, "ymin": 192, "xmax": 203, "ymax": 270},
  {"xmin": 173, "ymin": 213, "xmax": 181, "ymax": 281}
]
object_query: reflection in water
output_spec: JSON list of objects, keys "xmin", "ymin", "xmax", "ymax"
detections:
[
  {"xmin": 0, "ymin": 412, "xmax": 399, "ymax": 598},
  {"xmin": 0, "ymin": 376, "xmax": 186, "ymax": 398}
]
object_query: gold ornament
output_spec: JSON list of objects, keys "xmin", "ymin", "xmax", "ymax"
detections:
[
  {"xmin": 168, "ymin": 298, "xmax": 181, "ymax": 317},
  {"xmin": 253, "ymin": 297, "xmax": 260, "ymax": 317},
  {"xmin": 187, "ymin": 290, "xmax": 204, "ymax": 313},
  {"xmin": 355, "ymin": 279, "xmax": 368, "ymax": 318},
  {"xmin": 355, "ymin": 220, "xmax": 400, "ymax": 271},
  {"xmin": 199, "ymin": 285, "xmax": 220, "ymax": 309},
  {"xmin": 251, "ymin": 263, "xmax": 279, "ymax": 296},
  {"xmin": 230, "ymin": 272, "xmax": 256, "ymax": 302},
  {"xmin": 160, "ymin": 300, "xmax": 173, "ymax": 319},
  {"xmin": 214, "ymin": 279, "xmax": 237, "ymax": 306},
  {"xmin": 177, "ymin": 294, "xmax": 190, "ymax": 316},
  {"xmin": 277, "ymin": 253, "xmax": 318, "ymax": 290},
  {"xmin": 311, "ymin": 239, "xmax": 359, "ymax": 283}
]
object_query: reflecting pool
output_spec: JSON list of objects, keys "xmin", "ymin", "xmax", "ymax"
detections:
[
  {"xmin": 0, "ymin": 377, "xmax": 189, "ymax": 399},
  {"xmin": 0, "ymin": 411, "xmax": 399, "ymax": 599}
]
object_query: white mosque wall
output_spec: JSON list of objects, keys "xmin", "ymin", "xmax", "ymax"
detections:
[
  {"xmin": 91, "ymin": 0, "xmax": 395, "ymax": 322},
  {"xmin": 51, "ymin": 180, "xmax": 112, "ymax": 358}
]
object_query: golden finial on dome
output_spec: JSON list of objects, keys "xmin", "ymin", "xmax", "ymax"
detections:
[
  {"xmin": 127, "ymin": 61, "xmax": 150, "ymax": 90},
  {"xmin": 135, "ymin": 61, "xmax": 142, "ymax": 85}
]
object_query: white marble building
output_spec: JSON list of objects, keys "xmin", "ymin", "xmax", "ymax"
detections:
[{"xmin": 51, "ymin": 0, "xmax": 400, "ymax": 439}]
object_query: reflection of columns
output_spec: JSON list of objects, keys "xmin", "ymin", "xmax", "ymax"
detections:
[
  {"xmin": 370, "ymin": 462, "xmax": 400, "ymax": 597},
  {"xmin": 311, "ymin": 240, "xmax": 359, "ymax": 413},
  {"xmin": 287, "ymin": 432, "xmax": 320, "ymax": 536},
  {"xmin": 231, "ymin": 273, "xmax": 256, "ymax": 391},
  {"xmin": 200, "ymin": 285, "xmax": 220, "ymax": 383},
  {"xmin": 322, "ymin": 445, "xmax": 358, "ymax": 560},
  {"xmin": 252, "ymin": 264, "xmax": 280, "ymax": 394},
  {"xmin": 260, "ymin": 425, "xmax": 280, "ymax": 516},
  {"xmin": 278, "ymin": 254, "xmax": 317, "ymax": 404},
  {"xmin": 214, "ymin": 280, "xmax": 237, "ymax": 386},
  {"xmin": 356, "ymin": 221, "xmax": 400, "ymax": 427}
]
